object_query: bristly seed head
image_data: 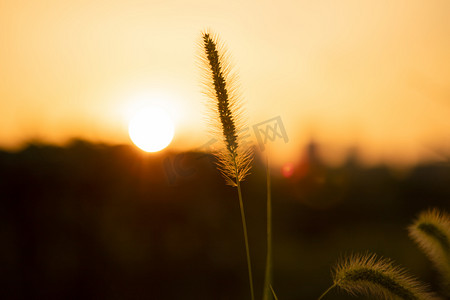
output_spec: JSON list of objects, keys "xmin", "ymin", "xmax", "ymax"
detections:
[
  {"xmin": 332, "ymin": 253, "xmax": 440, "ymax": 300},
  {"xmin": 199, "ymin": 30, "xmax": 253, "ymax": 186},
  {"xmin": 409, "ymin": 208, "xmax": 450, "ymax": 297},
  {"xmin": 203, "ymin": 33, "xmax": 238, "ymax": 154}
]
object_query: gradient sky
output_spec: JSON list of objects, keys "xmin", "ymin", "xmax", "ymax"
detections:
[{"xmin": 1, "ymin": 0, "xmax": 450, "ymax": 166}]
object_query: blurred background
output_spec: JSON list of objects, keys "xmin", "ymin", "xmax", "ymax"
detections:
[
  {"xmin": 1, "ymin": 140, "xmax": 449, "ymax": 299},
  {"xmin": 1, "ymin": 0, "xmax": 450, "ymax": 299}
]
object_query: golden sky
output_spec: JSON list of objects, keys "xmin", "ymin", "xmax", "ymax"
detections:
[{"xmin": 1, "ymin": 0, "xmax": 450, "ymax": 166}]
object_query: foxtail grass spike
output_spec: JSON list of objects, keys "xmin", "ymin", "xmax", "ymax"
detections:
[
  {"xmin": 409, "ymin": 208, "xmax": 450, "ymax": 296},
  {"xmin": 198, "ymin": 30, "xmax": 253, "ymax": 186},
  {"xmin": 325, "ymin": 253, "xmax": 440, "ymax": 300},
  {"xmin": 198, "ymin": 30, "xmax": 255, "ymax": 300}
]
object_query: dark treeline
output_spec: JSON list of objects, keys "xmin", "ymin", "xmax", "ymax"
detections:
[{"xmin": 1, "ymin": 140, "xmax": 449, "ymax": 299}]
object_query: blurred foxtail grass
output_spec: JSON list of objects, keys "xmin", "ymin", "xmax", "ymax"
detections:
[
  {"xmin": 409, "ymin": 208, "xmax": 450, "ymax": 297},
  {"xmin": 319, "ymin": 253, "xmax": 439, "ymax": 300}
]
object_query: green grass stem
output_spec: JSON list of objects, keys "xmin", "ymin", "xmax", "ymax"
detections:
[
  {"xmin": 263, "ymin": 156, "xmax": 272, "ymax": 300},
  {"xmin": 317, "ymin": 283, "xmax": 336, "ymax": 300},
  {"xmin": 270, "ymin": 285, "xmax": 279, "ymax": 300},
  {"xmin": 237, "ymin": 177, "xmax": 255, "ymax": 300}
]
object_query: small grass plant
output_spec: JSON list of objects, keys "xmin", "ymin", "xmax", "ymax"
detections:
[
  {"xmin": 318, "ymin": 253, "xmax": 439, "ymax": 300},
  {"xmin": 199, "ymin": 30, "xmax": 255, "ymax": 300},
  {"xmin": 319, "ymin": 208, "xmax": 450, "ymax": 300},
  {"xmin": 198, "ymin": 30, "xmax": 276, "ymax": 300}
]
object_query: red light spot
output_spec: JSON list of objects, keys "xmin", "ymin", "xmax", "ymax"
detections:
[{"xmin": 281, "ymin": 162, "xmax": 295, "ymax": 178}]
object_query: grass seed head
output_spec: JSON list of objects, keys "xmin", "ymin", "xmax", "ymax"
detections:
[
  {"xmin": 332, "ymin": 253, "xmax": 440, "ymax": 300},
  {"xmin": 409, "ymin": 208, "xmax": 450, "ymax": 296},
  {"xmin": 198, "ymin": 30, "xmax": 253, "ymax": 186}
]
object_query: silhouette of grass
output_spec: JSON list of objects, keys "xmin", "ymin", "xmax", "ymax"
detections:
[
  {"xmin": 198, "ymin": 30, "xmax": 252, "ymax": 187},
  {"xmin": 199, "ymin": 30, "xmax": 255, "ymax": 300}
]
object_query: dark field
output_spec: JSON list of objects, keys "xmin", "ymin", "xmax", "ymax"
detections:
[{"xmin": 1, "ymin": 140, "xmax": 449, "ymax": 299}]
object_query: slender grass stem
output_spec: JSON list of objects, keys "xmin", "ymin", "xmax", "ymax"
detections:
[
  {"xmin": 317, "ymin": 283, "xmax": 336, "ymax": 300},
  {"xmin": 237, "ymin": 178, "xmax": 255, "ymax": 300},
  {"xmin": 270, "ymin": 285, "xmax": 279, "ymax": 300},
  {"xmin": 263, "ymin": 155, "xmax": 272, "ymax": 300}
]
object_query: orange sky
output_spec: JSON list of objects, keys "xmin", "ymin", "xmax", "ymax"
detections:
[{"xmin": 1, "ymin": 0, "xmax": 450, "ymax": 166}]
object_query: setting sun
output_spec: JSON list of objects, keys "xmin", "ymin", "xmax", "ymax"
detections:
[{"xmin": 128, "ymin": 106, "xmax": 175, "ymax": 152}]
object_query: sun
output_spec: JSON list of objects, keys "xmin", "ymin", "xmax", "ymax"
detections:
[{"xmin": 128, "ymin": 106, "xmax": 175, "ymax": 152}]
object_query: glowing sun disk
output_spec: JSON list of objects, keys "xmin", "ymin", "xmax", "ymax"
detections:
[{"xmin": 128, "ymin": 106, "xmax": 174, "ymax": 152}]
